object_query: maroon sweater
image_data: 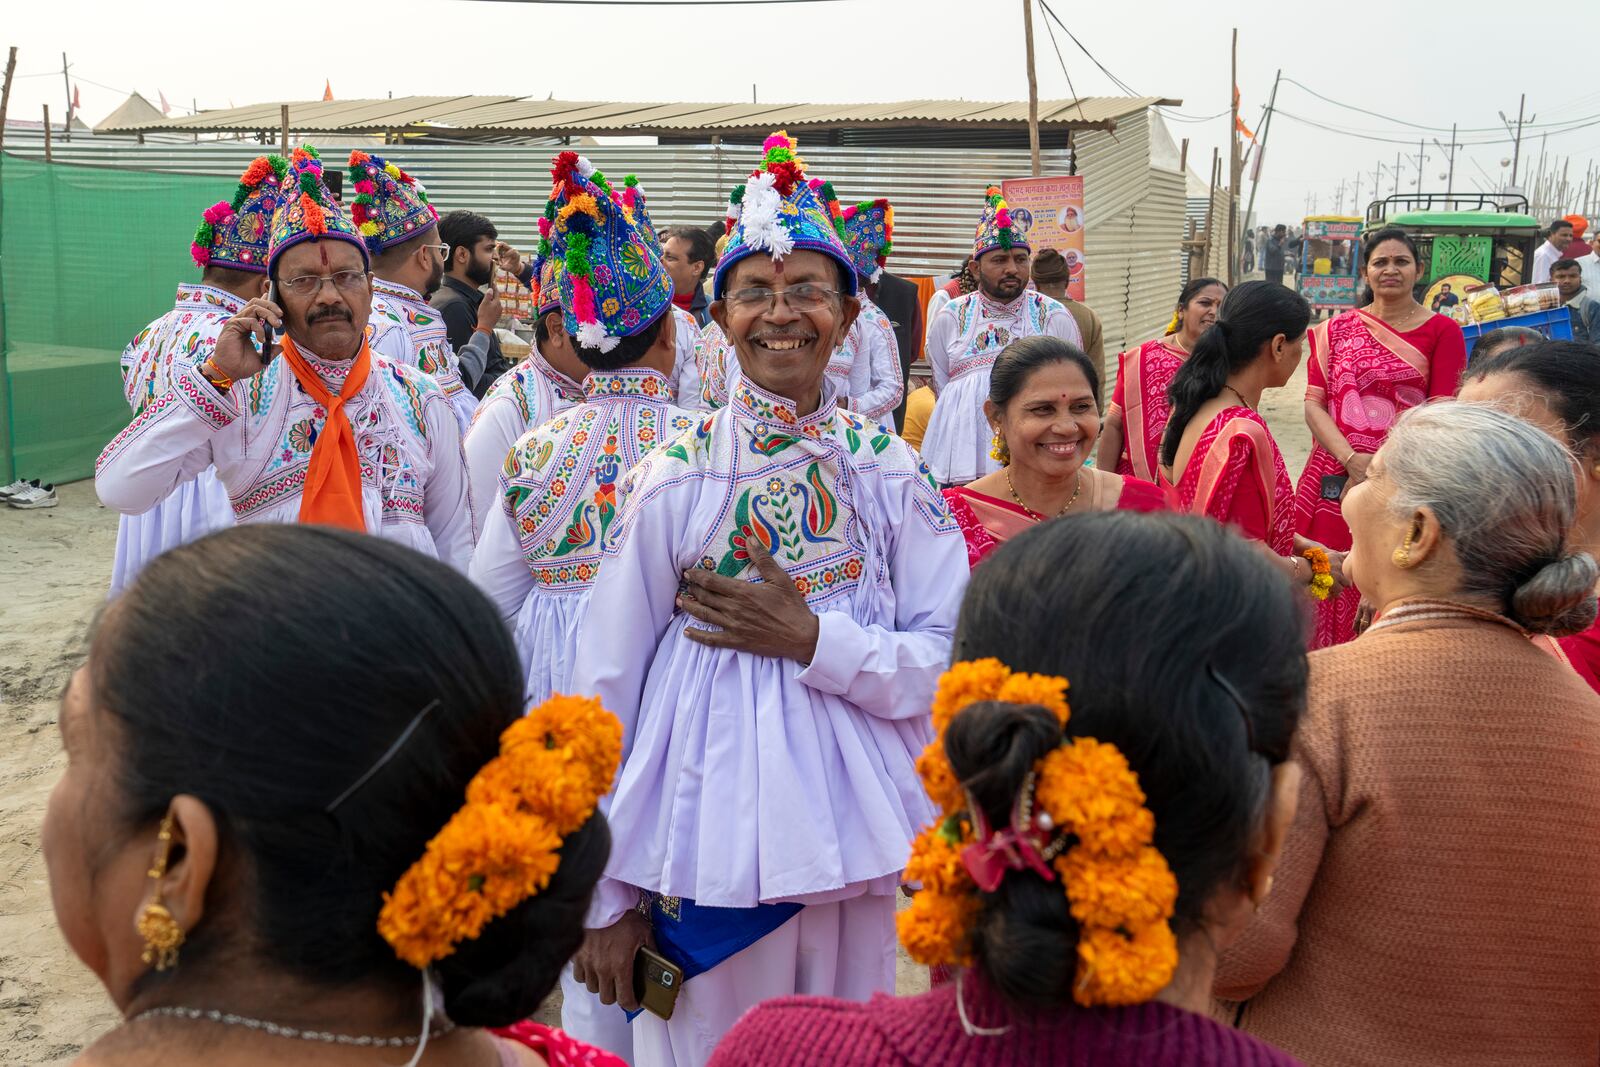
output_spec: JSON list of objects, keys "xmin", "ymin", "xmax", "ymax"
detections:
[{"xmin": 708, "ymin": 973, "xmax": 1302, "ymax": 1067}]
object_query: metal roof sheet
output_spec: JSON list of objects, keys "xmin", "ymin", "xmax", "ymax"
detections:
[{"xmin": 97, "ymin": 95, "xmax": 1178, "ymax": 137}]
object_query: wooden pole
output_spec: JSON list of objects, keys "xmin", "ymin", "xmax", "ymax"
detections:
[
  {"xmin": 1226, "ymin": 29, "xmax": 1240, "ymax": 285},
  {"xmin": 1241, "ymin": 68, "xmax": 1279, "ymax": 253},
  {"xmin": 280, "ymin": 104, "xmax": 290, "ymax": 154},
  {"xmin": 0, "ymin": 48, "xmax": 18, "ymax": 153},
  {"xmin": 1023, "ymin": 0, "xmax": 1041, "ymax": 177},
  {"xmin": 1202, "ymin": 147, "xmax": 1220, "ymax": 277},
  {"xmin": 42, "ymin": 104, "xmax": 51, "ymax": 162},
  {"xmin": 60, "ymin": 52, "xmax": 71, "ymax": 142},
  {"xmin": 1179, "ymin": 137, "xmax": 1190, "ymax": 175}
]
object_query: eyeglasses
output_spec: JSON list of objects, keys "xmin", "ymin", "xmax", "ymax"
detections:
[
  {"xmin": 724, "ymin": 284, "xmax": 841, "ymax": 314},
  {"xmin": 423, "ymin": 243, "xmax": 450, "ymax": 261},
  {"xmin": 279, "ymin": 270, "xmax": 369, "ymax": 297}
]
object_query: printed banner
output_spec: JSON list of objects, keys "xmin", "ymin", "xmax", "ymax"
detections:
[{"xmin": 1000, "ymin": 175, "xmax": 1086, "ymax": 301}]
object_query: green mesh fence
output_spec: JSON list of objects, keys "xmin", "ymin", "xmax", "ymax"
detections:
[{"xmin": 0, "ymin": 152, "xmax": 230, "ymax": 484}]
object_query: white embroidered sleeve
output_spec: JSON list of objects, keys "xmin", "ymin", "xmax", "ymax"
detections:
[
  {"xmin": 467, "ymin": 484, "xmax": 535, "ymax": 622},
  {"xmin": 419, "ymin": 394, "xmax": 476, "ymax": 573},
  {"xmin": 462, "ymin": 397, "xmax": 524, "ymax": 537},
  {"xmin": 95, "ymin": 361, "xmax": 236, "ymax": 515},
  {"xmin": 925, "ymin": 304, "xmax": 956, "ymax": 397},
  {"xmin": 852, "ymin": 311, "xmax": 904, "ymax": 423}
]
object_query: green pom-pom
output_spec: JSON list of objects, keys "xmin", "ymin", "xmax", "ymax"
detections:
[
  {"xmin": 881, "ymin": 240, "xmax": 893, "ymax": 256},
  {"xmin": 417, "ymin": 189, "xmax": 430, "ymax": 204},
  {"xmin": 567, "ymin": 232, "xmax": 590, "ymax": 255},
  {"xmin": 998, "ymin": 230, "xmax": 1013, "ymax": 250},
  {"xmin": 730, "ymin": 185, "xmax": 746, "ymax": 206},
  {"xmin": 194, "ymin": 222, "xmax": 215, "ymax": 245},
  {"xmin": 833, "ymin": 219, "xmax": 846, "ymax": 238},
  {"xmin": 230, "ymin": 183, "xmax": 251, "ymax": 211},
  {"xmin": 566, "ymin": 249, "xmax": 591, "ymax": 276},
  {"xmin": 765, "ymin": 147, "xmax": 795, "ymax": 164},
  {"xmin": 536, "ymin": 238, "xmax": 552, "ymax": 258},
  {"xmin": 303, "ymin": 144, "xmax": 320, "ymax": 159},
  {"xmin": 299, "ymin": 172, "xmax": 319, "ymax": 196},
  {"xmin": 820, "ymin": 182, "xmax": 837, "ymax": 203},
  {"xmin": 624, "ymin": 174, "xmax": 639, "ymax": 188},
  {"xmin": 354, "ymin": 193, "xmax": 375, "ymax": 207},
  {"xmin": 543, "ymin": 200, "xmax": 557, "ymax": 221},
  {"xmin": 267, "ymin": 155, "xmax": 289, "ymax": 179}
]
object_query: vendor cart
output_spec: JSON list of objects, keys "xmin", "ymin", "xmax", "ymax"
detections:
[{"xmin": 1298, "ymin": 215, "xmax": 1362, "ymax": 315}]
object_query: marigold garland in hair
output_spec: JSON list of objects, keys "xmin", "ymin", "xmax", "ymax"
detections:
[
  {"xmin": 377, "ymin": 693, "xmax": 622, "ymax": 969},
  {"xmin": 1303, "ymin": 546, "xmax": 1335, "ymax": 601},
  {"xmin": 898, "ymin": 661, "xmax": 1179, "ymax": 1006}
]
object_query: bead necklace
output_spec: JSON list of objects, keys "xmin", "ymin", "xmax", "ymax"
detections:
[
  {"xmin": 1222, "ymin": 385, "xmax": 1256, "ymax": 411},
  {"xmin": 129, "ymin": 1005, "xmax": 455, "ymax": 1048},
  {"xmin": 1004, "ymin": 469, "xmax": 1081, "ymax": 521}
]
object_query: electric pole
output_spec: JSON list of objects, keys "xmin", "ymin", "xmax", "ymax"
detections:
[
  {"xmin": 1433, "ymin": 123, "xmax": 1459, "ymax": 200},
  {"xmin": 61, "ymin": 51, "xmax": 71, "ymax": 142},
  {"xmin": 1499, "ymin": 95, "xmax": 1531, "ymax": 189},
  {"xmin": 1227, "ymin": 28, "xmax": 1241, "ymax": 285},
  {"xmin": 1394, "ymin": 151, "xmax": 1403, "ymax": 197},
  {"xmin": 1241, "ymin": 67, "xmax": 1281, "ymax": 263}
]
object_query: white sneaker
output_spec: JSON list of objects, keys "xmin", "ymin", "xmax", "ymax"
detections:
[
  {"xmin": 9, "ymin": 483, "xmax": 58, "ymax": 509},
  {"xmin": 0, "ymin": 478, "xmax": 36, "ymax": 500}
]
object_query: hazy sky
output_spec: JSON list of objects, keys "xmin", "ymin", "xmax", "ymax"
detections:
[{"xmin": 7, "ymin": 0, "xmax": 1600, "ymax": 225}]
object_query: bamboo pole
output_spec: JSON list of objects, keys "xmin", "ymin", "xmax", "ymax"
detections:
[
  {"xmin": 42, "ymin": 105, "xmax": 52, "ymax": 162},
  {"xmin": 1023, "ymin": 0, "xmax": 1041, "ymax": 177},
  {"xmin": 0, "ymin": 48, "xmax": 18, "ymax": 153}
]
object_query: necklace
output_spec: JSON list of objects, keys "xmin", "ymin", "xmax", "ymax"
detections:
[
  {"xmin": 129, "ymin": 1005, "xmax": 456, "ymax": 1048},
  {"xmin": 1375, "ymin": 301, "xmax": 1428, "ymax": 331},
  {"xmin": 1005, "ymin": 469, "xmax": 1081, "ymax": 521},
  {"xmin": 1222, "ymin": 385, "xmax": 1256, "ymax": 411}
]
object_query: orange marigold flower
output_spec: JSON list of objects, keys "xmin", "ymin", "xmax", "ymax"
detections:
[
  {"xmin": 995, "ymin": 671, "xmax": 1071, "ymax": 725},
  {"xmin": 930, "ymin": 658, "xmax": 1012, "ymax": 732},
  {"xmin": 896, "ymin": 887, "xmax": 978, "ymax": 968},
  {"xmin": 1035, "ymin": 737, "xmax": 1152, "ymax": 859},
  {"xmin": 903, "ymin": 824, "xmax": 972, "ymax": 896},
  {"xmin": 1074, "ymin": 921, "xmax": 1178, "ymax": 1007},
  {"xmin": 1057, "ymin": 845, "xmax": 1177, "ymax": 929},
  {"xmin": 502, "ymin": 694, "xmax": 623, "ymax": 789},
  {"xmin": 916, "ymin": 740, "xmax": 964, "ymax": 815}
]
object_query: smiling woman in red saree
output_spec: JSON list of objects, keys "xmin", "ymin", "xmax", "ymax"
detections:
[{"xmin": 1293, "ymin": 229, "xmax": 1466, "ymax": 648}]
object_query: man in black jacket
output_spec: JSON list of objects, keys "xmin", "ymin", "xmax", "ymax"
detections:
[
  {"xmin": 1263, "ymin": 224, "xmax": 1289, "ymax": 288},
  {"xmin": 432, "ymin": 210, "xmax": 513, "ymax": 396}
]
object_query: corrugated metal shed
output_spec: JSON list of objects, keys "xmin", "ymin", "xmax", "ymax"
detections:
[{"xmin": 95, "ymin": 95, "xmax": 1175, "ymax": 138}]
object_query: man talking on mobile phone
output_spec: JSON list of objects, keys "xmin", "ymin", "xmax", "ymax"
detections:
[{"xmin": 96, "ymin": 146, "xmax": 475, "ymax": 571}]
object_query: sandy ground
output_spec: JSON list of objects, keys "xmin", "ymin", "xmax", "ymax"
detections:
[{"xmin": 0, "ymin": 367, "xmax": 1312, "ymax": 1062}]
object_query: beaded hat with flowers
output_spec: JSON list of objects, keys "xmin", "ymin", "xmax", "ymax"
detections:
[
  {"xmin": 972, "ymin": 184, "xmax": 1029, "ymax": 260},
  {"xmin": 528, "ymin": 248, "xmax": 565, "ymax": 317},
  {"xmin": 190, "ymin": 155, "xmax": 290, "ymax": 273},
  {"xmin": 841, "ymin": 198, "xmax": 894, "ymax": 284},
  {"xmin": 346, "ymin": 151, "xmax": 439, "ymax": 252},
  {"xmin": 713, "ymin": 130, "xmax": 859, "ymax": 300},
  {"xmin": 267, "ymin": 145, "xmax": 370, "ymax": 274},
  {"xmin": 539, "ymin": 151, "xmax": 672, "ymax": 352}
]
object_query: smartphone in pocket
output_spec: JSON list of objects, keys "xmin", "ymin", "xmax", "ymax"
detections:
[
  {"xmin": 633, "ymin": 946, "xmax": 684, "ymax": 1021},
  {"xmin": 1319, "ymin": 474, "xmax": 1348, "ymax": 501}
]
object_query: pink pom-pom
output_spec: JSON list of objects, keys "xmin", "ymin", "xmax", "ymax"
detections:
[
  {"xmin": 995, "ymin": 209, "xmax": 1013, "ymax": 228},
  {"xmin": 763, "ymin": 132, "xmax": 793, "ymax": 151},
  {"xmin": 570, "ymin": 274, "xmax": 598, "ymax": 323},
  {"xmin": 190, "ymin": 243, "xmax": 211, "ymax": 267},
  {"xmin": 841, "ymin": 204, "xmax": 858, "ymax": 220},
  {"xmin": 354, "ymin": 179, "xmax": 377, "ymax": 195},
  {"xmin": 537, "ymin": 217, "xmax": 553, "ymax": 239},
  {"xmin": 202, "ymin": 201, "xmax": 233, "ymax": 225}
]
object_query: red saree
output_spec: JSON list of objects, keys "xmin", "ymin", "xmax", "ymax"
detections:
[
  {"xmin": 1293, "ymin": 309, "xmax": 1466, "ymax": 648},
  {"xmin": 943, "ymin": 476, "xmax": 1169, "ymax": 568},
  {"xmin": 1173, "ymin": 407, "xmax": 1295, "ymax": 558},
  {"xmin": 1109, "ymin": 338, "xmax": 1188, "ymax": 482}
]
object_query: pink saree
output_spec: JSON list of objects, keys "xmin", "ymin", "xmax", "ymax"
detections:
[
  {"xmin": 1109, "ymin": 338, "xmax": 1189, "ymax": 482},
  {"xmin": 1173, "ymin": 407, "xmax": 1295, "ymax": 559},
  {"xmin": 1293, "ymin": 309, "xmax": 1466, "ymax": 648},
  {"xmin": 943, "ymin": 478, "xmax": 1169, "ymax": 568}
]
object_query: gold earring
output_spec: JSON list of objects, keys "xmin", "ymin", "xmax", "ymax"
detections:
[
  {"xmin": 137, "ymin": 815, "xmax": 184, "ymax": 972},
  {"xmin": 989, "ymin": 430, "xmax": 1010, "ymax": 464},
  {"xmin": 1392, "ymin": 531, "xmax": 1416, "ymax": 569}
]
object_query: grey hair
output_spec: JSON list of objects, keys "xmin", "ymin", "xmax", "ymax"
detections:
[{"xmin": 1382, "ymin": 402, "xmax": 1599, "ymax": 636}]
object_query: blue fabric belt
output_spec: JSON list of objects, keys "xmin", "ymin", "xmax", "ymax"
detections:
[{"xmin": 624, "ymin": 895, "xmax": 802, "ymax": 1022}]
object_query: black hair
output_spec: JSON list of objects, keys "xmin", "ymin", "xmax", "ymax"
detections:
[
  {"xmin": 370, "ymin": 223, "xmax": 440, "ymax": 274},
  {"xmin": 438, "ymin": 210, "xmax": 497, "ymax": 268},
  {"xmin": 1549, "ymin": 218, "xmax": 1575, "ymax": 236},
  {"xmin": 704, "ymin": 220, "xmax": 727, "ymax": 242},
  {"xmin": 1160, "ymin": 280, "xmax": 1311, "ymax": 467},
  {"xmin": 947, "ymin": 512, "xmax": 1306, "ymax": 1011},
  {"xmin": 989, "ymin": 335, "xmax": 1100, "ymax": 410},
  {"xmin": 1553, "ymin": 258, "xmax": 1582, "ymax": 274},
  {"xmin": 1467, "ymin": 339, "xmax": 1600, "ymax": 453},
  {"xmin": 663, "ymin": 225, "xmax": 716, "ymax": 286},
  {"xmin": 1177, "ymin": 276, "xmax": 1227, "ymax": 312},
  {"xmin": 90, "ymin": 525, "xmax": 606, "ymax": 1028},
  {"xmin": 534, "ymin": 306, "xmax": 559, "ymax": 348},
  {"xmin": 1466, "ymin": 325, "xmax": 1545, "ymax": 369},
  {"xmin": 568, "ymin": 305, "xmax": 668, "ymax": 372}
]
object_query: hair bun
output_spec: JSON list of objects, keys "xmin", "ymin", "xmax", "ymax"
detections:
[{"xmin": 1510, "ymin": 551, "xmax": 1600, "ymax": 636}]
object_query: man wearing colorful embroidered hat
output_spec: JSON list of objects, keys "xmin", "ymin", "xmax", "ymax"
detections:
[
  {"xmin": 349, "ymin": 150, "xmax": 481, "ymax": 433},
  {"xmin": 107, "ymin": 155, "xmax": 288, "ymax": 594},
  {"xmin": 842, "ymin": 197, "xmax": 922, "ymax": 431},
  {"xmin": 921, "ymin": 186, "xmax": 1081, "ymax": 486},
  {"xmin": 96, "ymin": 146, "xmax": 475, "ymax": 571},
  {"xmin": 463, "ymin": 251, "xmax": 588, "ymax": 528},
  {"xmin": 567, "ymin": 132, "xmax": 968, "ymax": 1067},
  {"xmin": 830, "ymin": 197, "xmax": 904, "ymax": 424},
  {"xmin": 469, "ymin": 152, "xmax": 695, "ymax": 1062}
]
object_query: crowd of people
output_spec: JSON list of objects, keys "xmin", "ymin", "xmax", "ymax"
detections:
[{"xmin": 49, "ymin": 131, "xmax": 1600, "ymax": 1066}]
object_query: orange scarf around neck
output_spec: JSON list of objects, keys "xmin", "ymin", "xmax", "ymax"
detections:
[{"xmin": 280, "ymin": 333, "xmax": 372, "ymax": 532}]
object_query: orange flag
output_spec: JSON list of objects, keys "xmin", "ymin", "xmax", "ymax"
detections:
[{"xmin": 323, "ymin": 80, "xmax": 334, "ymax": 102}]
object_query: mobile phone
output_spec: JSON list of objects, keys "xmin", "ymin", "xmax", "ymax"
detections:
[
  {"xmin": 261, "ymin": 281, "xmax": 281, "ymax": 359},
  {"xmin": 1319, "ymin": 474, "xmax": 1348, "ymax": 501},
  {"xmin": 633, "ymin": 946, "xmax": 683, "ymax": 1021}
]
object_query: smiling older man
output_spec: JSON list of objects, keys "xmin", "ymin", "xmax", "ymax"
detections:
[
  {"xmin": 567, "ymin": 132, "xmax": 968, "ymax": 1067},
  {"xmin": 96, "ymin": 146, "xmax": 474, "ymax": 571}
]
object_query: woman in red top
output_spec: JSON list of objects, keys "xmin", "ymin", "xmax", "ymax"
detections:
[
  {"xmin": 1293, "ymin": 228, "xmax": 1467, "ymax": 648},
  {"xmin": 1099, "ymin": 277, "xmax": 1228, "ymax": 482},
  {"xmin": 1459, "ymin": 339, "xmax": 1600, "ymax": 691},
  {"xmin": 708, "ymin": 513, "xmax": 1309, "ymax": 1066},
  {"xmin": 1164, "ymin": 282, "xmax": 1347, "ymax": 614},
  {"xmin": 943, "ymin": 335, "xmax": 1167, "ymax": 568}
]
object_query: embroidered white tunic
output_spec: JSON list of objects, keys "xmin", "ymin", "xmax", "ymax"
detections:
[
  {"xmin": 695, "ymin": 319, "xmax": 736, "ymax": 409},
  {"xmin": 111, "ymin": 283, "xmax": 241, "ymax": 593},
  {"xmin": 825, "ymin": 296, "xmax": 903, "ymax": 424},
  {"xmin": 470, "ymin": 369, "xmax": 694, "ymax": 701},
  {"xmin": 668, "ymin": 306, "xmax": 710, "ymax": 412},
  {"xmin": 463, "ymin": 349, "xmax": 585, "ymax": 538},
  {"xmin": 96, "ymin": 340, "xmax": 475, "ymax": 571},
  {"xmin": 569, "ymin": 377, "xmax": 968, "ymax": 925},
  {"xmin": 920, "ymin": 289, "xmax": 1080, "ymax": 485},
  {"xmin": 369, "ymin": 278, "xmax": 478, "ymax": 431}
]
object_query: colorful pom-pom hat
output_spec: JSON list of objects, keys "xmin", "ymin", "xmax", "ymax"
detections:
[
  {"xmin": 972, "ymin": 184, "xmax": 1029, "ymax": 260},
  {"xmin": 346, "ymin": 151, "xmax": 439, "ymax": 252},
  {"xmin": 267, "ymin": 145, "xmax": 370, "ymax": 274},
  {"xmin": 540, "ymin": 151, "xmax": 673, "ymax": 353},
  {"xmin": 529, "ymin": 248, "xmax": 564, "ymax": 317},
  {"xmin": 841, "ymin": 198, "xmax": 894, "ymax": 284},
  {"xmin": 190, "ymin": 155, "xmax": 291, "ymax": 273},
  {"xmin": 713, "ymin": 130, "xmax": 859, "ymax": 300}
]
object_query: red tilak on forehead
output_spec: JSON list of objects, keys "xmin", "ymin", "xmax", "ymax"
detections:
[
  {"xmin": 318, "ymin": 244, "xmax": 330, "ymax": 268},
  {"xmin": 772, "ymin": 257, "xmax": 785, "ymax": 276}
]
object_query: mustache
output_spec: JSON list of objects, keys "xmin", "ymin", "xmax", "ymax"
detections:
[{"xmin": 307, "ymin": 305, "xmax": 353, "ymax": 324}]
